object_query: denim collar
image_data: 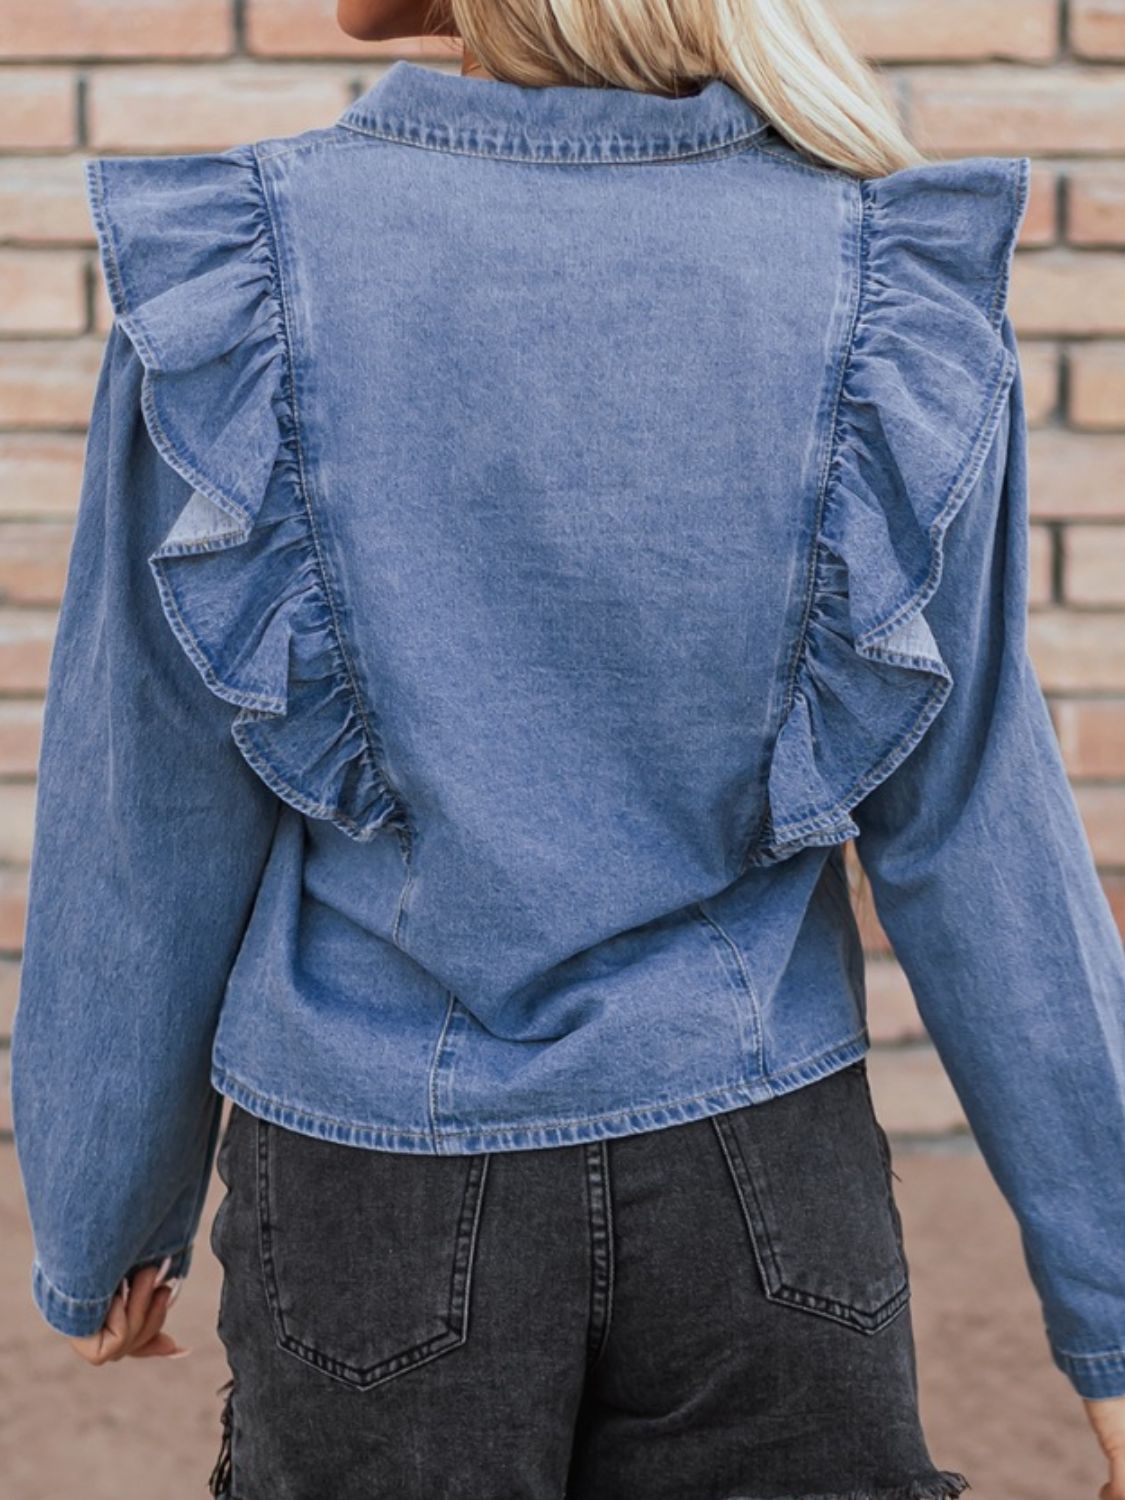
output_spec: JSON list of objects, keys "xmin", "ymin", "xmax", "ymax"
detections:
[{"xmin": 338, "ymin": 58, "xmax": 770, "ymax": 164}]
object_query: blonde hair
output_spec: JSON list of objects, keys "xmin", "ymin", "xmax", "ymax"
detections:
[{"xmin": 427, "ymin": 0, "xmax": 923, "ymax": 178}]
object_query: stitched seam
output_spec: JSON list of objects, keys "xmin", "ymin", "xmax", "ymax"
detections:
[
  {"xmin": 391, "ymin": 841, "xmax": 416, "ymax": 942},
  {"xmin": 1054, "ymin": 1346, "xmax": 1125, "ymax": 1366},
  {"xmin": 149, "ymin": 557, "xmax": 281, "ymax": 713},
  {"xmin": 259, "ymin": 1159, "xmax": 465, "ymax": 1383},
  {"xmin": 84, "ymin": 159, "xmax": 131, "ymax": 320},
  {"xmin": 255, "ymin": 1116, "xmax": 488, "ymax": 1386},
  {"xmin": 766, "ymin": 676, "xmax": 949, "ymax": 837},
  {"xmin": 691, "ymin": 902, "xmax": 764, "ymax": 1075},
  {"xmin": 989, "ymin": 156, "xmax": 1031, "ymax": 328},
  {"xmin": 794, "ymin": 177, "xmax": 870, "ymax": 716},
  {"xmin": 856, "ymin": 339, "xmax": 1016, "ymax": 652},
  {"xmin": 746, "ymin": 165, "xmax": 1019, "ymax": 855},
  {"xmin": 746, "ymin": 178, "xmax": 865, "ymax": 867},
  {"xmin": 584, "ymin": 1140, "xmax": 615, "ymax": 1369},
  {"xmin": 132, "ymin": 372, "xmax": 254, "ymax": 536},
  {"xmin": 229, "ymin": 719, "xmax": 390, "ymax": 835},
  {"xmin": 713, "ymin": 1112, "xmax": 909, "ymax": 1329},
  {"xmin": 32, "ymin": 1250, "xmax": 190, "ymax": 1310},
  {"xmin": 251, "ymin": 144, "xmax": 413, "ymax": 847},
  {"xmin": 756, "ymin": 141, "xmax": 850, "ymax": 181},
  {"xmin": 783, "ymin": 182, "xmax": 867, "ymax": 727},
  {"xmin": 599, "ymin": 1142, "xmax": 615, "ymax": 1367},
  {"xmin": 335, "ymin": 117, "xmax": 769, "ymax": 165},
  {"xmin": 710, "ymin": 1114, "xmax": 782, "ymax": 1294},
  {"xmin": 213, "ymin": 1030, "xmax": 870, "ymax": 1142},
  {"xmin": 427, "ymin": 992, "xmax": 459, "ymax": 1152}
]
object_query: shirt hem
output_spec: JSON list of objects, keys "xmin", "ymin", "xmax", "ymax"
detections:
[{"xmin": 210, "ymin": 1028, "xmax": 871, "ymax": 1155}]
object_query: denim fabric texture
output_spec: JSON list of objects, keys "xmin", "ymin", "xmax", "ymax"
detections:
[
  {"xmin": 208, "ymin": 1060, "xmax": 969, "ymax": 1500},
  {"xmin": 9, "ymin": 59, "xmax": 1125, "ymax": 1401}
]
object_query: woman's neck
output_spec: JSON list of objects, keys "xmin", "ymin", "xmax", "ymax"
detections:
[{"xmin": 459, "ymin": 44, "xmax": 494, "ymax": 80}]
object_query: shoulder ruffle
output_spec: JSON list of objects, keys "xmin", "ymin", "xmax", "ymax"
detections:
[
  {"xmin": 747, "ymin": 155, "xmax": 1031, "ymax": 866},
  {"xmin": 85, "ymin": 147, "xmax": 408, "ymax": 841}
]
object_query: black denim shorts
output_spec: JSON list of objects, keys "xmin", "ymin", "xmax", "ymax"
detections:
[{"xmin": 207, "ymin": 1058, "xmax": 969, "ymax": 1500}]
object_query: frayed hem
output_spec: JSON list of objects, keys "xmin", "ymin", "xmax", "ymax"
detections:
[
  {"xmin": 764, "ymin": 1473, "xmax": 970, "ymax": 1500},
  {"xmin": 207, "ymin": 1376, "xmax": 234, "ymax": 1498}
]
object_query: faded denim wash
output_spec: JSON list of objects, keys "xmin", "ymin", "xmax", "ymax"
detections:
[
  {"xmin": 10, "ymin": 59, "xmax": 1125, "ymax": 1401},
  {"xmin": 207, "ymin": 1061, "xmax": 969, "ymax": 1500}
]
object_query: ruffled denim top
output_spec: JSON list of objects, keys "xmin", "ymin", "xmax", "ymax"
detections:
[{"xmin": 11, "ymin": 59, "xmax": 1125, "ymax": 1399}]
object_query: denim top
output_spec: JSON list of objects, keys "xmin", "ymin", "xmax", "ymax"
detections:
[{"xmin": 11, "ymin": 60, "xmax": 1125, "ymax": 1398}]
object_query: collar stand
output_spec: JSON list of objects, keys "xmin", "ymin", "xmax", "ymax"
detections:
[{"xmin": 338, "ymin": 59, "xmax": 770, "ymax": 164}]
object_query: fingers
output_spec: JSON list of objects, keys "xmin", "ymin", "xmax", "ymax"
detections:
[
  {"xmin": 68, "ymin": 1258, "xmax": 191, "ymax": 1366},
  {"xmin": 100, "ymin": 1279, "xmax": 130, "ymax": 1347},
  {"xmin": 123, "ymin": 1262, "xmax": 169, "ymax": 1345},
  {"xmin": 1085, "ymin": 1394, "xmax": 1125, "ymax": 1500},
  {"xmin": 130, "ymin": 1280, "xmax": 174, "ymax": 1351},
  {"xmin": 132, "ymin": 1329, "xmax": 192, "ymax": 1359}
]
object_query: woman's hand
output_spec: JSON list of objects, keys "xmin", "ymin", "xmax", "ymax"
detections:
[
  {"xmin": 67, "ymin": 1258, "xmax": 192, "ymax": 1365},
  {"xmin": 1085, "ymin": 1394, "xmax": 1125, "ymax": 1500}
]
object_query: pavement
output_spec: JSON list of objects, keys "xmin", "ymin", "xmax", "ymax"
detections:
[{"xmin": 0, "ymin": 1112, "xmax": 1106, "ymax": 1500}]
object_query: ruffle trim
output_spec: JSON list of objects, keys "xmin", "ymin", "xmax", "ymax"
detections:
[
  {"xmin": 84, "ymin": 146, "xmax": 408, "ymax": 842},
  {"xmin": 745, "ymin": 155, "xmax": 1030, "ymax": 867}
]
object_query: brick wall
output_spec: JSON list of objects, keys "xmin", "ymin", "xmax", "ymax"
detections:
[{"xmin": 1, "ymin": 1, "xmax": 1122, "ymax": 1144}]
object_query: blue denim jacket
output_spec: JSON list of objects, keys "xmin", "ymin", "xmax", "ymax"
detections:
[{"xmin": 11, "ymin": 59, "xmax": 1125, "ymax": 1399}]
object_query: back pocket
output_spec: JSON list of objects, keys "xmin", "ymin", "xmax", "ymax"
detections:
[
  {"xmin": 256, "ymin": 1116, "xmax": 490, "ymax": 1389},
  {"xmin": 710, "ymin": 1059, "xmax": 910, "ymax": 1334}
]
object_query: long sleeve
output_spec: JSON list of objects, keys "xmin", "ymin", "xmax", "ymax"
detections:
[
  {"xmin": 10, "ymin": 320, "xmax": 281, "ymax": 1338},
  {"xmin": 852, "ymin": 314, "xmax": 1125, "ymax": 1401}
]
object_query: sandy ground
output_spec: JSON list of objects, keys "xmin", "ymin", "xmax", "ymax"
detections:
[{"xmin": 0, "ymin": 1121, "xmax": 1105, "ymax": 1499}]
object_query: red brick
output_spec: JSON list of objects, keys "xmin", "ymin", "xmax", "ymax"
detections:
[
  {"xmin": 0, "ymin": 68, "xmax": 76, "ymax": 150},
  {"xmin": 88, "ymin": 65, "xmax": 355, "ymax": 151},
  {"xmin": 1052, "ymin": 697, "xmax": 1125, "ymax": 777},
  {"xmin": 0, "ymin": 522, "xmax": 72, "ymax": 606},
  {"xmin": 1010, "ymin": 251, "xmax": 1125, "ymax": 336},
  {"xmin": 1071, "ymin": 0, "xmax": 1125, "ymax": 58},
  {"xmin": 1068, "ymin": 164, "xmax": 1125, "ymax": 246},
  {"xmin": 0, "ymin": 786, "xmax": 34, "ymax": 865},
  {"xmin": 1028, "ymin": 524, "xmax": 1054, "ymax": 606},
  {"xmin": 0, "ymin": 339, "xmax": 102, "ymax": 428},
  {"xmin": 0, "ymin": 956, "xmax": 19, "ymax": 1038},
  {"xmin": 1074, "ymin": 784, "xmax": 1125, "ymax": 864},
  {"xmin": 1020, "ymin": 165, "xmax": 1059, "ymax": 246},
  {"xmin": 0, "ymin": 435, "xmax": 86, "ymax": 519},
  {"xmin": 1063, "ymin": 524, "xmax": 1125, "ymax": 604},
  {"xmin": 0, "ymin": 1051, "xmax": 11, "ymax": 1132},
  {"xmin": 866, "ymin": 958, "xmax": 927, "ymax": 1044},
  {"xmin": 0, "ymin": 156, "xmax": 92, "ymax": 243},
  {"xmin": 91, "ymin": 274, "xmax": 114, "ymax": 335},
  {"xmin": 1, "ymin": 1, "xmax": 231, "ymax": 59},
  {"xmin": 0, "ymin": 609, "xmax": 56, "ymax": 694},
  {"xmin": 1028, "ymin": 609, "xmax": 1125, "ymax": 691},
  {"xmin": 831, "ymin": 0, "xmax": 1059, "ymax": 61},
  {"xmin": 907, "ymin": 67, "xmax": 1125, "ymax": 155},
  {"xmin": 1103, "ymin": 871, "xmax": 1125, "ymax": 936},
  {"xmin": 0, "ymin": 702, "xmax": 43, "ymax": 779},
  {"xmin": 867, "ymin": 1045, "xmax": 968, "ymax": 1136},
  {"xmin": 1019, "ymin": 341, "xmax": 1060, "ymax": 424},
  {"xmin": 1069, "ymin": 341, "xmax": 1125, "ymax": 428},
  {"xmin": 1028, "ymin": 430, "xmax": 1125, "ymax": 518},
  {"xmin": 0, "ymin": 867, "xmax": 28, "ymax": 953},
  {"xmin": 0, "ymin": 250, "xmax": 85, "ymax": 335}
]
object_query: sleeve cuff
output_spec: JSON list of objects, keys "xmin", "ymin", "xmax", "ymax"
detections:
[
  {"xmin": 30, "ymin": 1243, "xmax": 195, "ymax": 1338},
  {"xmin": 1052, "ymin": 1342, "xmax": 1125, "ymax": 1400}
]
